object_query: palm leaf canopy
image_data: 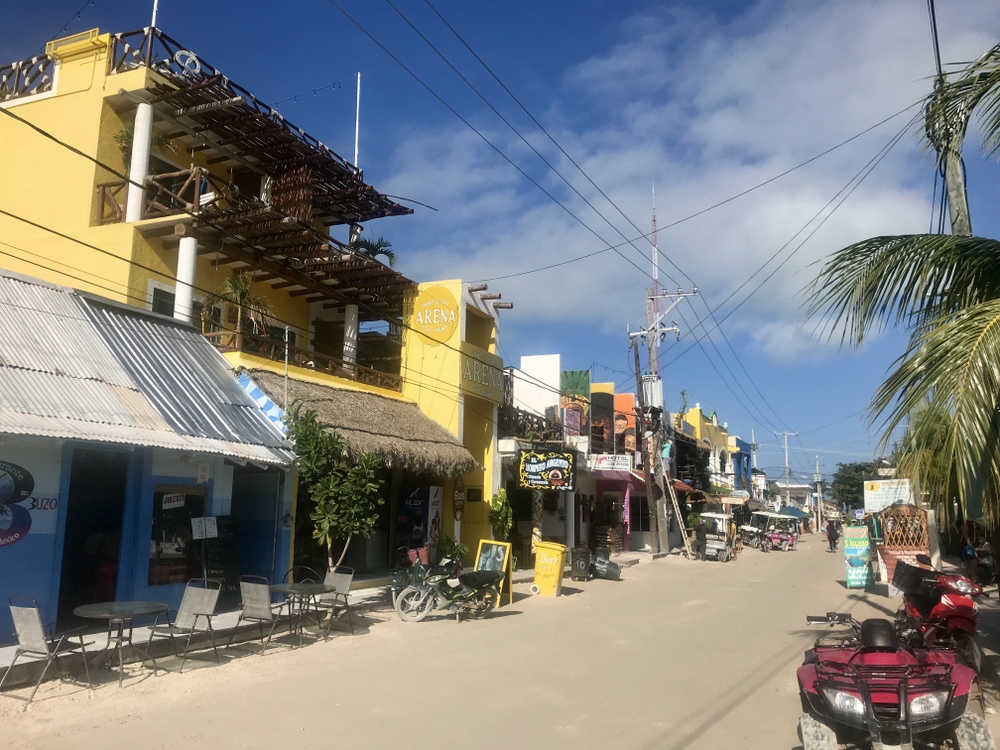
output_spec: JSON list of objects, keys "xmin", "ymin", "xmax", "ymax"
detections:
[
  {"xmin": 924, "ymin": 43, "xmax": 1000, "ymax": 158},
  {"xmin": 870, "ymin": 299, "xmax": 1000, "ymax": 520},
  {"xmin": 806, "ymin": 235, "xmax": 1000, "ymax": 347}
]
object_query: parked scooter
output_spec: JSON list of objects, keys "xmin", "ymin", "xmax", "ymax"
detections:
[
  {"xmin": 797, "ymin": 612, "xmax": 992, "ymax": 750},
  {"xmin": 394, "ymin": 557, "xmax": 503, "ymax": 622},
  {"xmin": 892, "ymin": 556, "xmax": 984, "ymax": 663}
]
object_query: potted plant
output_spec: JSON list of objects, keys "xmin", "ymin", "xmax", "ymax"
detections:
[
  {"xmin": 438, "ymin": 535, "xmax": 469, "ymax": 565},
  {"xmin": 488, "ymin": 489, "xmax": 513, "ymax": 542}
]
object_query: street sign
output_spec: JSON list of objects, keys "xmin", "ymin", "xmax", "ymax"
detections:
[{"xmin": 854, "ymin": 509, "xmax": 864, "ymax": 520}]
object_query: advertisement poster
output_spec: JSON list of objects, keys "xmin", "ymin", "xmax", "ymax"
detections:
[
  {"xmin": 844, "ymin": 525, "xmax": 873, "ymax": 588},
  {"xmin": 560, "ymin": 370, "xmax": 591, "ymax": 439},
  {"xmin": 590, "ymin": 389, "xmax": 614, "ymax": 454},
  {"xmin": 397, "ymin": 486, "xmax": 429, "ymax": 549},
  {"xmin": 518, "ymin": 450, "xmax": 575, "ymax": 491},
  {"xmin": 863, "ymin": 479, "xmax": 913, "ymax": 513},
  {"xmin": 426, "ymin": 486, "xmax": 443, "ymax": 558},
  {"xmin": 613, "ymin": 393, "xmax": 636, "ymax": 454}
]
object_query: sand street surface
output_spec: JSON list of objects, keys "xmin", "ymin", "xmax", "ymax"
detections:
[{"xmin": 3, "ymin": 537, "xmax": 999, "ymax": 749}]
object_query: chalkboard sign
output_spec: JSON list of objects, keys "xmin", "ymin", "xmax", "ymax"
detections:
[
  {"xmin": 202, "ymin": 516, "xmax": 241, "ymax": 610},
  {"xmin": 474, "ymin": 540, "xmax": 513, "ymax": 606}
]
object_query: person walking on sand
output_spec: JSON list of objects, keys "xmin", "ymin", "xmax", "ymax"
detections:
[{"xmin": 826, "ymin": 520, "xmax": 840, "ymax": 553}]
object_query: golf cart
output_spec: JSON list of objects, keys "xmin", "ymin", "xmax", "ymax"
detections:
[
  {"xmin": 751, "ymin": 511, "xmax": 799, "ymax": 551},
  {"xmin": 740, "ymin": 523, "xmax": 767, "ymax": 549},
  {"xmin": 698, "ymin": 512, "xmax": 735, "ymax": 562}
]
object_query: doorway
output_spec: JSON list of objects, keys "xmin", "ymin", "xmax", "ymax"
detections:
[{"xmin": 57, "ymin": 449, "xmax": 130, "ymax": 627}]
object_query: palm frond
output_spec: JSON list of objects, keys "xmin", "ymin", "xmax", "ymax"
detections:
[
  {"xmin": 868, "ymin": 299, "xmax": 1000, "ymax": 521},
  {"xmin": 805, "ymin": 234, "xmax": 1000, "ymax": 347},
  {"xmin": 350, "ymin": 236, "xmax": 397, "ymax": 268},
  {"xmin": 924, "ymin": 43, "xmax": 1000, "ymax": 159}
]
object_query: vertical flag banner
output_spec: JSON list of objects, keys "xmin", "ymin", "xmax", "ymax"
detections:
[{"xmin": 844, "ymin": 525, "xmax": 873, "ymax": 588}]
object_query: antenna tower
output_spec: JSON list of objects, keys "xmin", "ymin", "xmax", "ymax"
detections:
[{"xmin": 650, "ymin": 180, "xmax": 660, "ymax": 376}]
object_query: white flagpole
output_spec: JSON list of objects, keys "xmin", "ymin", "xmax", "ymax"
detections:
[
  {"xmin": 354, "ymin": 72, "xmax": 361, "ymax": 168},
  {"xmin": 151, "ymin": 0, "xmax": 160, "ymax": 28}
]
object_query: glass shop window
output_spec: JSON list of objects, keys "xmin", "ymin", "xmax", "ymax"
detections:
[{"xmin": 148, "ymin": 484, "xmax": 207, "ymax": 586}]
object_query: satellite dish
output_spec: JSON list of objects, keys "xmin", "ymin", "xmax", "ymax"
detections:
[{"xmin": 173, "ymin": 50, "xmax": 201, "ymax": 78}]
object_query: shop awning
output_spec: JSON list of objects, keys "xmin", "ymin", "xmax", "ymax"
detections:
[
  {"xmin": 781, "ymin": 506, "xmax": 810, "ymax": 518},
  {"xmin": 0, "ymin": 271, "xmax": 294, "ymax": 467},
  {"xmin": 246, "ymin": 369, "xmax": 475, "ymax": 477},
  {"xmin": 672, "ymin": 479, "xmax": 697, "ymax": 492}
]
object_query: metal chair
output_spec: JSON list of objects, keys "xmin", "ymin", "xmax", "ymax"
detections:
[
  {"xmin": 314, "ymin": 566, "xmax": 355, "ymax": 639},
  {"xmin": 225, "ymin": 575, "xmax": 288, "ymax": 655},
  {"xmin": 145, "ymin": 579, "xmax": 221, "ymax": 673},
  {"xmin": 0, "ymin": 597, "xmax": 93, "ymax": 707}
]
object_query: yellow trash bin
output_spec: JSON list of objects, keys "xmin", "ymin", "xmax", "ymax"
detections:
[{"xmin": 532, "ymin": 541, "xmax": 568, "ymax": 596}]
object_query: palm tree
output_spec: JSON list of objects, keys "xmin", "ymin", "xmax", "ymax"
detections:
[
  {"xmin": 806, "ymin": 48, "xmax": 1000, "ymax": 521},
  {"xmin": 203, "ymin": 270, "xmax": 272, "ymax": 350},
  {"xmin": 350, "ymin": 235, "xmax": 397, "ymax": 268}
]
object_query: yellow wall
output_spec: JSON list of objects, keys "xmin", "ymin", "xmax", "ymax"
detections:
[
  {"xmin": 0, "ymin": 31, "xmax": 316, "ymax": 339},
  {"xmin": 681, "ymin": 405, "xmax": 730, "ymax": 452},
  {"xmin": 402, "ymin": 280, "xmax": 501, "ymax": 554}
]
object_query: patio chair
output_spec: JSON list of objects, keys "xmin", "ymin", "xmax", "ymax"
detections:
[
  {"xmin": 0, "ymin": 597, "xmax": 93, "ymax": 707},
  {"xmin": 314, "ymin": 566, "xmax": 355, "ymax": 639},
  {"xmin": 145, "ymin": 579, "xmax": 221, "ymax": 674},
  {"xmin": 225, "ymin": 575, "xmax": 288, "ymax": 656}
]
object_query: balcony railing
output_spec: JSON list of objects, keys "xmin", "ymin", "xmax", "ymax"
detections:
[
  {"xmin": 498, "ymin": 404, "xmax": 564, "ymax": 443},
  {"xmin": 97, "ymin": 166, "xmax": 247, "ymax": 225},
  {"xmin": 204, "ymin": 329, "xmax": 402, "ymax": 392}
]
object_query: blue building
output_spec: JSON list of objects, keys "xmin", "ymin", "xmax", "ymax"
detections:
[{"xmin": 0, "ymin": 271, "xmax": 294, "ymax": 643}]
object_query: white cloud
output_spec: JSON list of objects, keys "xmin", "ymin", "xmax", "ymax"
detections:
[{"xmin": 379, "ymin": 0, "xmax": 1000, "ymax": 366}]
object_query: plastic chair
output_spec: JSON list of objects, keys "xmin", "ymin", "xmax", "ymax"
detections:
[
  {"xmin": 225, "ymin": 576, "xmax": 288, "ymax": 656},
  {"xmin": 145, "ymin": 579, "xmax": 221, "ymax": 673},
  {"xmin": 0, "ymin": 597, "xmax": 93, "ymax": 707},
  {"xmin": 314, "ymin": 566, "xmax": 355, "ymax": 640}
]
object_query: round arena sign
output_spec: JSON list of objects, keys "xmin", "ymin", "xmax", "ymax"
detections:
[{"xmin": 413, "ymin": 285, "xmax": 458, "ymax": 345}]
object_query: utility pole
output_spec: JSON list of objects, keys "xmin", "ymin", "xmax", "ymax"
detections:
[
  {"xmin": 631, "ymin": 329, "xmax": 662, "ymax": 555},
  {"xmin": 775, "ymin": 431, "xmax": 797, "ymax": 507}
]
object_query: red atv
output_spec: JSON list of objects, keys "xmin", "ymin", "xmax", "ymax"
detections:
[
  {"xmin": 892, "ymin": 556, "xmax": 984, "ymax": 665},
  {"xmin": 797, "ymin": 612, "xmax": 992, "ymax": 749}
]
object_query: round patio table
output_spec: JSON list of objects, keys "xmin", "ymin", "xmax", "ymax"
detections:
[
  {"xmin": 269, "ymin": 583, "xmax": 338, "ymax": 645},
  {"xmin": 74, "ymin": 600, "xmax": 169, "ymax": 686}
]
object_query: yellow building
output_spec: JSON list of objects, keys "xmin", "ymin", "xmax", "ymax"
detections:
[
  {"xmin": 679, "ymin": 404, "xmax": 732, "ymax": 491},
  {"xmin": 0, "ymin": 28, "xmax": 505, "ymax": 571}
]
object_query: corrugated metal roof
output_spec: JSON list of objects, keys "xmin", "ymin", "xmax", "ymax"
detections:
[{"xmin": 0, "ymin": 271, "xmax": 293, "ymax": 466}]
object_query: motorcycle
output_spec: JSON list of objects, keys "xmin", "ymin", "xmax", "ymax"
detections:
[
  {"xmin": 797, "ymin": 612, "xmax": 992, "ymax": 750},
  {"xmin": 892, "ymin": 557, "xmax": 984, "ymax": 663},
  {"xmin": 394, "ymin": 556, "xmax": 503, "ymax": 622}
]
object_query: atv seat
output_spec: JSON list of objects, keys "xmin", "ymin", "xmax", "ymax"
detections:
[{"xmin": 860, "ymin": 619, "xmax": 898, "ymax": 650}]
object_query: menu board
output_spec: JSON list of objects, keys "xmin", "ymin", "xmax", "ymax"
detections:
[
  {"xmin": 202, "ymin": 516, "xmax": 240, "ymax": 610},
  {"xmin": 474, "ymin": 539, "xmax": 513, "ymax": 606}
]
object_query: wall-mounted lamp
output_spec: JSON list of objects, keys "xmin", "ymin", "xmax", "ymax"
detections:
[
  {"xmin": 479, "ymin": 293, "xmax": 501, "ymax": 301},
  {"xmin": 467, "ymin": 284, "xmax": 488, "ymax": 293},
  {"xmin": 493, "ymin": 302, "xmax": 513, "ymax": 310}
]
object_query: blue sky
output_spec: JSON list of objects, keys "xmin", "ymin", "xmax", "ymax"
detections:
[{"xmin": 5, "ymin": 1, "xmax": 1000, "ymax": 485}]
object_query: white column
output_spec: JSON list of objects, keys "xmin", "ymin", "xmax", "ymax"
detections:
[
  {"xmin": 174, "ymin": 236, "xmax": 198, "ymax": 324},
  {"xmin": 343, "ymin": 304, "xmax": 358, "ymax": 370},
  {"xmin": 125, "ymin": 102, "xmax": 154, "ymax": 222}
]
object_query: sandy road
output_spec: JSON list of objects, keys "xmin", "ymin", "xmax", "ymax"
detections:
[{"xmin": 2, "ymin": 536, "xmax": 996, "ymax": 749}]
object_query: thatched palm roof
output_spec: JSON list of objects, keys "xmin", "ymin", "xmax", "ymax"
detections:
[{"xmin": 245, "ymin": 369, "xmax": 475, "ymax": 477}]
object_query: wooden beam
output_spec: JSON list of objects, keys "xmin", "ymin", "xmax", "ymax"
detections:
[{"xmin": 270, "ymin": 280, "xmax": 299, "ymax": 290}]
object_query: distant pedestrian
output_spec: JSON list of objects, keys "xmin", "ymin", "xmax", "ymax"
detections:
[
  {"xmin": 693, "ymin": 519, "xmax": 707, "ymax": 561},
  {"xmin": 826, "ymin": 520, "xmax": 840, "ymax": 553}
]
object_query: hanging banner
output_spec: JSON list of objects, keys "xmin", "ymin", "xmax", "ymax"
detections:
[
  {"xmin": 518, "ymin": 450, "xmax": 575, "ymax": 491},
  {"xmin": 844, "ymin": 525, "xmax": 873, "ymax": 588}
]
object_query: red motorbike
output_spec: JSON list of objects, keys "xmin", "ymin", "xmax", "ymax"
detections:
[
  {"xmin": 798, "ymin": 612, "xmax": 992, "ymax": 749},
  {"xmin": 892, "ymin": 556, "xmax": 984, "ymax": 659}
]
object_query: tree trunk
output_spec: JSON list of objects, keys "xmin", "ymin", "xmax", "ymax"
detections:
[
  {"xmin": 335, "ymin": 533, "xmax": 353, "ymax": 567},
  {"xmin": 943, "ymin": 147, "xmax": 972, "ymax": 237}
]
